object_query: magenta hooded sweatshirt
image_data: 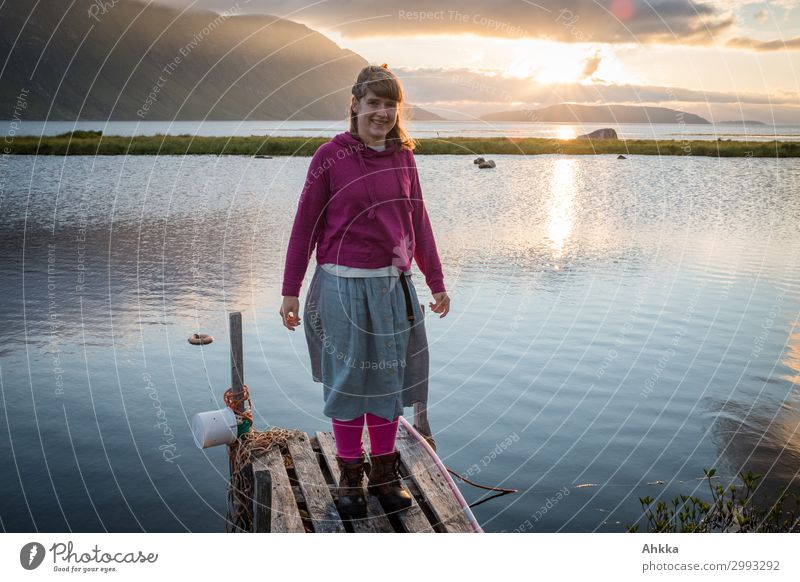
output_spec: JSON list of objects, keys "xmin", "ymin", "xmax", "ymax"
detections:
[{"xmin": 281, "ymin": 132, "xmax": 446, "ymax": 297}]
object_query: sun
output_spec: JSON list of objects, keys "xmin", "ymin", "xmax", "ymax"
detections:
[
  {"xmin": 503, "ymin": 40, "xmax": 636, "ymax": 86},
  {"xmin": 556, "ymin": 127, "xmax": 577, "ymax": 140},
  {"xmin": 505, "ymin": 40, "xmax": 596, "ymax": 84},
  {"xmin": 534, "ymin": 54, "xmax": 588, "ymax": 85}
]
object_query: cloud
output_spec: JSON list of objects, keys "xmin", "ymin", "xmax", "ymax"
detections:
[
  {"xmin": 153, "ymin": 0, "xmax": 734, "ymax": 46},
  {"xmin": 726, "ymin": 36, "xmax": 800, "ymax": 50},
  {"xmin": 390, "ymin": 66, "xmax": 800, "ymax": 122},
  {"xmin": 394, "ymin": 66, "xmax": 797, "ymax": 106},
  {"xmin": 581, "ymin": 52, "xmax": 602, "ymax": 78},
  {"xmin": 753, "ymin": 9, "xmax": 769, "ymax": 23}
]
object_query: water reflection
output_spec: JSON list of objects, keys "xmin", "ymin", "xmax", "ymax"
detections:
[
  {"xmin": 545, "ymin": 158, "xmax": 576, "ymax": 267},
  {"xmin": 706, "ymin": 313, "xmax": 800, "ymax": 501},
  {"xmin": 708, "ymin": 397, "xmax": 800, "ymax": 500},
  {"xmin": 782, "ymin": 317, "xmax": 800, "ymax": 385},
  {"xmin": 2, "ymin": 154, "xmax": 800, "ymax": 532}
]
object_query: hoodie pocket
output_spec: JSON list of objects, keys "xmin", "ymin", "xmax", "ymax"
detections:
[
  {"xmin": 332, "ymin": 178, "xmax": 372, "ymax": 217},
  {"xmin": 398, "ymin": 172, "xmax": 414, "ymax": 213}
]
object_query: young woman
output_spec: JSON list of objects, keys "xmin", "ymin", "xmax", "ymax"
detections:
[{"xmin": 279, "ymin": 64, "xmax": 450, "ymax": 518}]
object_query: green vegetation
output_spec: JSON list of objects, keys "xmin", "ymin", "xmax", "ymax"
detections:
[
  {"xmin": 54, "ymin": 130, "xmax": 104, "ymax": 139},
  {"xmin": 6, "ymin": 135, "xmax": 800, "ymax": 157},
  {"xmin": 627, "ymin": 469, "xmax": 800, "ymax": 533}
]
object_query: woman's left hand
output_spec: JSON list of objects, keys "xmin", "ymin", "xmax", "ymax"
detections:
[{"xmin": 429, "ymin": 292, "xmax": 450, "ymax": 318}]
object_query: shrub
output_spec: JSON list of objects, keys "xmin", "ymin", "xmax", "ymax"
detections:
[{"xmin": 627, "ymin": 469, "xmax": 800, "ymax": 532}]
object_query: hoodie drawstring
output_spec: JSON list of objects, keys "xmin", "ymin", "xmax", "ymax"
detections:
[
  {"xmin": 355, "ymin": 148, "xmax": 378, "ymax": 219},
  {"xmin": 355, "ymin": 144, "xmax": 406, "ymax": 220}
]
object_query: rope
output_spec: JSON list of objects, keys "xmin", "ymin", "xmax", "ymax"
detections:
[
  {"xmin": 446, "ymin": 468, "xmax": 518, "ymax": 494},
  {"xmin": 411, "ymin": 422, "xmax": 515, "ymax": 498},
  {"xmin": 224, "ymin": 384, "xmax": 253, "ymax": 422},
  {"xmin": 223, "ymin": 384, "xmax": 253, "ymax": 436},
  {"xmin": 225, "ymin": 426, "xmax": 305, "ymax": 533}
]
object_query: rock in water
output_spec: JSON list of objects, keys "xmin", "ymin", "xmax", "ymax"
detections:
[
  {"xmin": 577, "ymin": 128, "xmax": 618, "ymax": 139},
  {"xmin": 617, "ymin": 154, "xmax": 626, "ymax": 159},
  {"xmin": 478, "ymin": 160, "xmax": 496, "ymax": 169},
  {"xmin": 473, "ymin": 157, "xmax": 485, "ymax": 164}
]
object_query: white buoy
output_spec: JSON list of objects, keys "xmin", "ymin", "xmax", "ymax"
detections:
[{"xmin": 192, "ymin": 408, "xmax": 237, "ymax": 448}]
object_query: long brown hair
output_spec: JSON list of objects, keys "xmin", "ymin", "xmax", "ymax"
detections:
[{"xmin": 349, "ymin": 64, "xmax": 415, "ymax": 151}]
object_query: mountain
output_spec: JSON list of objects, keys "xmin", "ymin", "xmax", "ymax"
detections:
[
  {"xmin": 0, "ymin": 0, "xmax": 441, "ymax": 121},
  {"xmin": 481, "ymin": 104, "xmax": 710, "ymax": 124},
  {"xmin": 406, "ymin": 106, "xmax": 446, "ymax": 121}
]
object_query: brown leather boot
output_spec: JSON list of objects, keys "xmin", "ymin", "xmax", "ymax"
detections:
[
  {"xmin": 366, "ymin": 450, "xmax": 413, "ymax": 512},
  {"xmin": 335, "ymin": 455, "xmax": 367, "ymax": 518}
]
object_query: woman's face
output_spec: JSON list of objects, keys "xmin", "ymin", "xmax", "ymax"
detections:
[{"xmin": 352, "ymin": 88, "xmax": 398, "ymax": 145}]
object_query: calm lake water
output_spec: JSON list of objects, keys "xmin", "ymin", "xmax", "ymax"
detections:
[
  {"xmin": 3, "ymin": 119, "xmax": 800, "ymax": 142},
  {"xmin": 1, "ymin": 152, "xmax": 799, "ymax": 532}
]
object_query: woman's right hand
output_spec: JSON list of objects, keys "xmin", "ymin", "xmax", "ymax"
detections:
[{"xmin": 280, "ymin": 296, "xmax": 301, "ymax": 331}]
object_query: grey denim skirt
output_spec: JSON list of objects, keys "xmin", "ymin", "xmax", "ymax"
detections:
[{"xmin": 303, "ymin": 264, "xmax": 429, "ymax": 421}]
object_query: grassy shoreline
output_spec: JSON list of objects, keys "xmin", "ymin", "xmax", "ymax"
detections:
[{"xmin": 6, "ymin": 134, "xmax": 800, "ymax": 157}]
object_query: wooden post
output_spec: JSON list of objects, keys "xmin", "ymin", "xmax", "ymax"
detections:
[
  {"xmin": 226, "ymin": 311, "xmax": 253, "ymax": 531},
  {"xmin": 413, "ymin": 402, "xmax": 436, "ymax": 451},
  {"xmin": 229, "ymin": 311, "xmax": 245, "ymax": 413}
]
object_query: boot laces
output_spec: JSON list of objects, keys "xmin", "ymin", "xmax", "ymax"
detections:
[
  {"xmin": 343, "ymin": 464, "xmax": 364, "ymax": 487},
  {"xmin": 392, "ymin": 455, "xmax": 401, "ymax": 480}
]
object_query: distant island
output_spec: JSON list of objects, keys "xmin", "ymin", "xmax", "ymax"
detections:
[
  {"xmin": 716, "ymin": 120, "xmax": 767, "ymax": 125},
  {"xmin": 481, "ymin": 104, "xmax": 710, "ymax": 124}
]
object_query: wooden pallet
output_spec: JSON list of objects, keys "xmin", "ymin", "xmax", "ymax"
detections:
[{"xmin": 250, "ymin": 421, "xmax": 477, "ymax": 533}]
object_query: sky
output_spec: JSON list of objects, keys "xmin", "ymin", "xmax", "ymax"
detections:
[{"xmin": 154, "ymin": 0, "xmax": 800, "ymax": 123}]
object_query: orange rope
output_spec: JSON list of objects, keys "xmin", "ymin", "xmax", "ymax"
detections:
[{"xmin": 223, "ymin": 384, "xmax": 253, "ymax": 423}]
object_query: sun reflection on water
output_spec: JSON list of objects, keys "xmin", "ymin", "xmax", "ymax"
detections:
[{"xmin": 546, "ymin": 158, "xmax": 576, "ymax": 268}]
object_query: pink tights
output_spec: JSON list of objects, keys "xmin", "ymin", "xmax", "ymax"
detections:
[{"xmin": 331, "ymin": 413, "xmax": 399, "ymax": 462}]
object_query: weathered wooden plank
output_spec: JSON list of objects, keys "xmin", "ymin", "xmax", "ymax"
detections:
[
  {"xmin": 362, "ymin": 431, "xmax": 435, "ymax": 533},
  {"xmin": 287, "ymin": 434, "xmax": 346, "ymax": 533},
  {"xmin": 253, "ymin": 466, "xmax": 271, "ymax": 533},
  {"xmin": 315, "ymin": 431, "xmax": 395, "ymax": 533},
  {"xmin": 395, "ymin": 423, "xmax": 474, "ymax": 533},
  {"xmin": 252, "ymin": 446, "xmax": 305, "ymax": 533}
]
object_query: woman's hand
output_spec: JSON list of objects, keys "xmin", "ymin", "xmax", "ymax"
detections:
[
  {"xmin": 280, "ymin": 296, "xmax": 301, "ymax": 330},
  {"xmin": 429, "ymin": 291, "xmax": 450, "ymax": 318}
]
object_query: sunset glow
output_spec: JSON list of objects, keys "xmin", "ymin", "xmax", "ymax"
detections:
[
  {"xmin": 555, "ymin": 127, "xmax": 577, "ymax": 140},
  {"xmin": 300, "ymin": 0, "xmax": 800, "ymax": 124},
  {"xmin": 505, "ymin": 42, "xmax": 595, "ymax": 84}
]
